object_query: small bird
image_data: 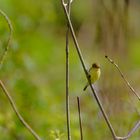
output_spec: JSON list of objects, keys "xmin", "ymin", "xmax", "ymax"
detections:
[{"xmin": 83, "ymin": 63, "xmax": 101, "ymax": 91}]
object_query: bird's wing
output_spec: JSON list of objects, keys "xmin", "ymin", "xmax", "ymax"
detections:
[{"xmin": 88, "ymin": 66, "xmax": 92, "ymax": 72}]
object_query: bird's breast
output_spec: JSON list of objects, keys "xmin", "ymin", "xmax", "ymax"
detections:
[{"xmin": 89, "ymin": 68, "xmax": 101, "ymax": 83}]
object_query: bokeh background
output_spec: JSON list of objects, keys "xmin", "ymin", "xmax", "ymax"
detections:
[{"xmin": 0, "ymin": 0, "xmax": 140, "ymax": 139}]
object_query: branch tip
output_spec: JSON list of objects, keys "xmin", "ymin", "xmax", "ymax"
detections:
[{"xmin": 106, "ymin": 55, "xmax": 140, "ymax": 101}]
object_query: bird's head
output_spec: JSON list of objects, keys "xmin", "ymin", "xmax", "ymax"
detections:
[{"xmin": 92, "ymin": 63, "xmax": 100, "ymax": 69}]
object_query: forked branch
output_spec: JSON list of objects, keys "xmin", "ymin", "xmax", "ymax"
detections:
[{"xmin": 61, "ymin": 1, "xmax": 140, "ymax": 139}]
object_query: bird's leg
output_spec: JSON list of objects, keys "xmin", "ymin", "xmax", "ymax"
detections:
[
  {"xmin": 87, "ymin": 73, "xmax": 91, "ymax": 83},
  {"xmin": 83, "ymin": 71, "xmax": 91, "ymax": 91}
]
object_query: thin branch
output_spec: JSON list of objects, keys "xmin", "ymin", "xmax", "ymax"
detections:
[
  {"xmin": 0, "ymin": 10, "xmax": 41, "ymax": 140},
  {"xmin": 0, "ymin": 80, "xmax": 42, "ymax": 140},
  {"xmin": 115, "ymin": 120, "xmax": 140, "ymax": 140},
  {"xmin": 77, "ymin": 97, "xmax": 83, "ymax": 140},
  {"xmin": 105, "ymin": 55, "xmax": 140, "ymax": 101},
  {"xmin": 61, "ymin": 1, "xmax": 117, "ymax": 139},
  {"xmin": 0, "ymin": 9, "xmax": 13, "ymax": 68},
  {"xmin": 125, "ymin": 120, "xmax": 140, "ymax": 139},
  {"xmin": 65, "ymin": 0, "xmax": 72, "ymax": 140}
]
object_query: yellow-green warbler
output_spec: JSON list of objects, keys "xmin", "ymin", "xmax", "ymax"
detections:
[{"xmin": 83, "ymin": 63, "xmax": 101, "ymax": 91}]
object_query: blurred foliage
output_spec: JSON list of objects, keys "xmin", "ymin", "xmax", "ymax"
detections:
[{"xmin": 0, "ymin": 0, "xmax": 140, "ymax": 140}]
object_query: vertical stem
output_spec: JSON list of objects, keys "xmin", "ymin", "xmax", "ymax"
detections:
[
  {"xmin": 66, "ymin": 1, "xmax": 71, "ymax": 140},
  {"xmin": 77, "ymin": 97, "xmax": 83, "ymax": 140}
]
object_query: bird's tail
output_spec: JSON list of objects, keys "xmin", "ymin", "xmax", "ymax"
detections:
[{"xmin": 83, "ymin": 84, "xmax": 88, "ymax": 91}]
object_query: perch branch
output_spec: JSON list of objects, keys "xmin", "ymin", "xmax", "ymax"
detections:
[
  {"xmin": 77, "ymin": 97, "xmax": 83, "ymax": 140},
  {"xmin": 0, "ymin": 80, "xmax": 42, "ymax": 140},
  {"xmin": 105, "ymin": 55, "xmax": 140, "ymax": 101},
  {"xmin": 61, "ymin": 1, "xmax": 117, "ymax": 139}
]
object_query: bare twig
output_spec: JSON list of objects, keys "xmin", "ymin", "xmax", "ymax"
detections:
[
  {"xmin": 61, "ymin": 1, "xmax": 117, "ymax": 139},
  {"xmin": 105, "ymin": 55, "xmax": 140, "ymax": 101},
  {"xmin": 65, "ymin": 0, "xmax": 72, "ymax": 140},
  {"xmin": 0, "ymin": 10, "xmax": 41, "ymax": 140},
  {"xmin": 125, "ymin": 120, "xmax": 140, "ymax": 139},
  {"xmin": 0, "ymin": 9, "xmax": 13, "ymax": 68},
  {"xmin": 0, "ymin": 80, "xmax": 42, "ymax": 140},
  {"xmin": 77, "ymin": 97, "xmax": 83, "ymax": 140},
  {"xmin": 115, "ymin": 120, "xmax": 140, "ymax": 140}
]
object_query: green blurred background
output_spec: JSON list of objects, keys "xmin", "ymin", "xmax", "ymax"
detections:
[{"xmin": 0, "ymin": 0, "xmax": 140, "ymax": 139}]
